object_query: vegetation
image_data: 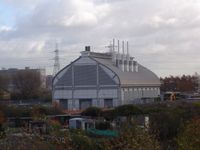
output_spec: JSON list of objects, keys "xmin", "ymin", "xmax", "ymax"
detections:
[
  {"xmin": 81, "ymin": 107, "xmax": 102, "ymax": 117},
  {"xmin": 104, "ymin": 123, "xmax": 160, "ymax": 150},
  {"xmin": 177, "ymin": 118, "xmax": 200, "ymax": 150},
  {"xmin": 0, "ymin": 105, "xmax": 62, "ymax": 118},
  {"xmin": 0, "ymin": 75, "xmax": 9, "ymax": 100},
  {"xmin": 160, "ymin": 75, "xmax": 198, "ymax": 92},
  {"xmin": 0, "ymin": 75, "xmax": 9, "ymax": 91},
  {"xmin": 0, "ymin": 70, "xmax": 51, "ymax": 100},
  {"xmin": 12, "ymin": 70, "xmax": 42, "ymax": 99},
  {"xmin": 114, "ymin": 104, "xmax": 142, "ymax": 116},
  {"xmin": 0, "ymin": 102, "xmax": 200, "ymax": 149}
]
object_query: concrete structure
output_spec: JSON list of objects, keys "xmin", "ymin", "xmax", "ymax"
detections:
[
  {"xmin": 52, "ymin": 43, "xmax": 161, "ymax": 110},
  {"xmin": 46, "ymin": 75, "xmax": 53, "ymax": 90},
  {"xmin": 69, "ymin": 118, "xmax": 94, "ymax": 130}
]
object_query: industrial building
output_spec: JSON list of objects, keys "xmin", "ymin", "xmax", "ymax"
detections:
[{"xmin": 52, "ymin": 41, "xmax": 161, "ymax": 110}]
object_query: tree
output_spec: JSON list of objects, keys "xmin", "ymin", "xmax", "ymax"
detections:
[
  {"xmin": 12, "ymin": 70, "xmax": 41, "ymax": 99},
  {"xmin": 177, "ymin": 118, "xmax": 200, "ymax": 150},
  {"xmin": 160, "ymin": 75, "xmax": 197, "ymax": 92},
  {"xmin": 0, "ymin": 75, "xmax": 9, "ymax": 90},
  {"xmin": 114, "ymin": 104, "xmax": 142, "ymax": 119},
  {"xmin": 0, "ymin": 75, "xmax": 9, "ymax": 99}
]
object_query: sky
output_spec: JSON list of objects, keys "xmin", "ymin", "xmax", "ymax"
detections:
[{"xmin": 0, "ymin": 0, "xmax": 200, "ymax": 77}]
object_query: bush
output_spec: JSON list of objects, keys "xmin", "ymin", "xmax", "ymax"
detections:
[
  {"xmin": 114, "ymin": 104, "xmax": 142, "ymax": 117},
  {"xmin": 95, "ymin": 121, "xmax": 111, "ymax": 130},
  {"xmin": 81, "ymin": 107, "xmax": 102, "ymax": 117},
  {"xmin": 101, "ymin": 109, "xmax": 115, "ymax": 121},
  {"xmin": 177, "ymin": 118, "xmax": 200, "ymax": 150},
  {"xmin": 103, "ymin": 122, "xmax": 161, "ymax": 150},
  {"xmin": 71, "ymin": 131, "xmax": 104, "ymax": 150}
]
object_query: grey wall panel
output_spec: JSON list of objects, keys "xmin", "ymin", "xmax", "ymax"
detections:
[
  {"xmin": 56, "ymin": 67, "xmax": 72, "ymax": 86},
  {"xmin": 99, "ymin": 66, "xmax": 116, "ymax": 85},
  {"xmin": 74, "ymin": 65, "xmax": 97, "ymax": 86},
  {"xmin": 99, "ymin": 99, "xmax": 104, "ymax": 108},
  {"xmin": 98, "ymin": 89, "xmax": 118, "ymax": 98},
  {"xmin": 74, "ymin": 90, "xmax": 97, "ymax": 99},
  {"xmin": 59, "ymin": 99, "xmax": 68, "ymax": 109},
  {"xmin": 68, "ymin": 100, "xmax": 73, "ymax": 110},
  {"xmin": 53, "ymin": 90, "xmax": 72, "ymax": 99},
  {"xmin": 74, "ymin": 99, "xmax": 79, "ymax": 110},
  {"xmin": 104, "ymin": 99, "xmax": 113, "ymax": 108},
  {"xmin": 113, "ymin": 99, "xmax": 118, "ymax": 107},
  {"xmin": 74, "ymin": 57, "xmax": 97, "ymax": 65},
  {"xmin": 92, "ymin": 99, "xmax": 97, "ymax": 107},
  {"xmin": 79, "ymin": 99, "xmax": 92, "ymax": 109},
  {"xmin": 53, "ymin": 66, "xmax": 70, "ymax": 85}
]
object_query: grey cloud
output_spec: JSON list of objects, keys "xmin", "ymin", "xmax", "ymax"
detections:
[{"xmin": 0, "ymin": 0, "xmax": 200, "ymax": 76}]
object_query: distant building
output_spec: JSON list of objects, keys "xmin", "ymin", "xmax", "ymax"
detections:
[
  {"xmin": 52, "ymin": 44, "xmax": 161, "ymax": 110},
  {"xmin": 46, "ymin": 75, "xmax": 53, "ymax": 90},
  {"xmin": 0, "ymin": 67, "xmax": 46, "ymax": 92}
]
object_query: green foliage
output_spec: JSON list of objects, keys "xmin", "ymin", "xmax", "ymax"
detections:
[
  {"xmin": 177, "ymin": 118, "xmax": 200, "ymax": 150},
  {"xmin": 95, "ymin": 121, "xmax": 111, "ymax": 130},
  {"xmin": 193, "ymin": 101, "xmax": 200, "ymax": 107},
  {"xmin": 114, "ymin": 104, "xmax": 142, "ymax": 117},
  {"xmin": 31, "ymin": 105, "xmax": 50, "ymax": 120},
  {"xmin": 101, "ymin": 109, "xmax": 115, "ymax": 121},
  {"xmin": 70, "ymin": 129, "xmax": 104, "ymax": 150},
  {"xmin": 148, "ymin": 102, "xmax": 200, "ymax": 149},
  {"xmin": 1, "ymin": 106, "xmax": 31, "ymax": 117},
  {"xmin": 38, "ymin": 89, "xmax": 52, "ymax": 102},
  {"xmin": 48, "ymin": 119, "xmax": 62, "ymax": 133},
  {"xmin": 81, "ymin": 107, "xmax": 102, "ymax": 117},
  {"xmin": 104, "ymin": 122, "xmax": 161, "ymax": 150},
  {"xmin": 0, "ymin": 105, "xmax": 62, "ymax": 118}
]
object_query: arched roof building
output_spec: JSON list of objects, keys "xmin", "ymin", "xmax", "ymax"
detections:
[{"xmin": 52, "ymin": 46, "xmax": 160, "ymax": 110}]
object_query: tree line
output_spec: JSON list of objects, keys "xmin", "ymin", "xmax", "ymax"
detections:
[
  {"xmin": 0, "ymin": 70, "xmax": 51, "ymax": 100},
  {"xmin": 160, "ymin": 75, "xmax": 198, "ymax": 92}
]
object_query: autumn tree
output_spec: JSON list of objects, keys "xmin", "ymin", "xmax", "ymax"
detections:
[
  {"xmin": 12, "ymin": 70, "xmax": 42, "ymax": 99},
  {"xmin": 161, "ymin": 75, "xmax": 197, "ymax": 92}
]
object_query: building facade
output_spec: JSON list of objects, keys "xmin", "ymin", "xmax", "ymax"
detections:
[{"xmin": 52, "ymin": 45, "xmax": 161, "ymax": 110}]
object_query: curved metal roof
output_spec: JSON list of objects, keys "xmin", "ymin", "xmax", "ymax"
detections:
[{"xmin": 92, "ymin": 57, "xmax": 161, "ymax": 87}]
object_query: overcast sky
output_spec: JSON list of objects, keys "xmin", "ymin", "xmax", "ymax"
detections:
[{"xmin": 0, "ymin": 0, "xmax": 200, "ymax": 77}]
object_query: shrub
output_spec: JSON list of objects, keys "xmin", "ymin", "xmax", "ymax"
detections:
[
  {"xmin": 95, "ymin": 121, "xmax": 111, "ymax": 130},
  {"xmin": 71, "ymin": 131, "xmax": 104, "ymax": 150},
  {"xmin": 114, "ymin": 104, "xmax": 142, "ymax": 117},
  {"xmin": 177, "ymin": 118, "xmax": 200, "ymax": 150},
  {"xmin": 103, "ymin": 122, "xmax": 160, "ymax": 150},
  {"xmin": 81, "ymin": 107, "xmax": 102, "ymax": 117}
]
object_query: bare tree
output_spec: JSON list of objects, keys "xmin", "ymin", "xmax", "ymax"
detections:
[
  {"xmin": 0, "ymin": 75, "xmax": 9, "ymax": 91},
  {"xmin": 13, "ymin": 70, "xmax": 42, "ymax": 99}
]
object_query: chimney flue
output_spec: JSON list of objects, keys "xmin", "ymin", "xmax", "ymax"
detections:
[
  {"xmin": 85, "ymin": 46, "xmax": 90, "ymax": 52},
  {"xmin": 127, "ymin": 41, "xmax": 129, "ymax": 55}
]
